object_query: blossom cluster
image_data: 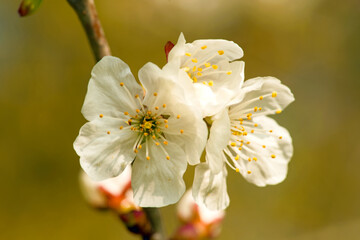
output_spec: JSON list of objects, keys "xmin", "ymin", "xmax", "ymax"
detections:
[{"xmin": 74, "ymin": 33, "xmax": 294, "ymax": 211}]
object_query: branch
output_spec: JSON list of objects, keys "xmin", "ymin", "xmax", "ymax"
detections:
[{"xmin": 67, "ymin": 0, "xmax": 111, "ymax": 62}]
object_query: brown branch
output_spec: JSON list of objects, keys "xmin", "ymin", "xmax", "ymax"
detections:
[{"xmin": 67, "ymin": 0, "xmax": 111, "ymax": 62}]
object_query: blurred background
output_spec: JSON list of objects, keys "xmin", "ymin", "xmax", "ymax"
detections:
[{"xmin": 1, "ymin": 0, "xmax": 360, "ymax": 239}]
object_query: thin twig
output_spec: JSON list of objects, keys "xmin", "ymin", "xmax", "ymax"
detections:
[
  {"xmin": 67, "ymin": 0, "xmax": 111, "ymax": 62},
  {"xmin": 143, "ymin": 208, "xmax": 166, "ymax": 240}
]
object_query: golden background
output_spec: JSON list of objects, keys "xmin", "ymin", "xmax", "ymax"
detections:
[{"xmin": 1, "ymin": 0, "xmax": 359, "ymax": 239}]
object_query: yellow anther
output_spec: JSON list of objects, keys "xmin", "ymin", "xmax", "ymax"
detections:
[
  {"xmin": 247, "ymin": 113, "xmax": 252, "ymax": 117},
  {"xmin": 155, "ymin": 142, "xmax": 160, "ymax": 146},
  {"xmin": 212, "ymin": 65, "xmax": 218, "ymax": 70},
  {"xmin": 120, "ymin": 126, "xmax": 123, "ymax": 130},
  {"xmin": 247, "ymin": 116, "xmax": 252, "ymax": 120},
  {"xmin": 246, "ymin": 141, "xmax": 250, "ymax": 144},
  {"xmin": 176, "ymin": 115, "xmax": 180, "ymax": 119},
  {"xmin": 107, "ymin": 131, "xmax": 110, "ymax": 135},
  {"xmin": 124, "ymin": 112, "xmax": 129, "ymax": 115},
  {"xmin": 230, "ymin": 142, "xmax": 236, "ymax": 147},
  {"xmin": 205, "ymin": 63, "xmax": 211, "ymax": 68},
  {"xmin": 247, "ymin": 170, "xmax": 252, "ymax": 174},
  {"xmin": 138, "ymin": 145, "xmax": 142, "ymax": 149},
  {"xmin": 163, "ymin": 104, "xmax": 166, "ymax": 108},
  {"xmin": 192, "ymin": 58, "xmax": 198, "ymax": 63},
  {"xmin": 164, "ymin": 120, "xmax": 168, "ymax": 123},
  {"xmin": 235, "ymin": 168, "xmax": 240, "ymax": 173},
  {"xmin": 251, "ymin": 130, "xmax": 254, "ymax": 133},
  {"xmin": 183, "ymin": 67, "xmax": 190, "ymax": 72},
  {"xmin": 135, "ymin": 94, "xmax": 139, "ymax": 98},
  {"xmin": 272, "ymin": 91, "xmax": 277, "ymax": 97},
  {"xmin": 208, "ymin": 81, "xmax": 214, "ymax": 86},
  {"xmin": 147, "ymin": 111, "xmax": 152, "ymax": 115},
  {"xmin": 197, "ymin": 72, "xmax": 203, "ymax": 76},
  {"xmin": 227, "ymin": 71, "xmax": 232, "ymax": 75},
  {"xmin": 165, "ymin": 124, "xmax": 169, "ymax": 128},
  {"xmin": 243, "ymin": 131, "xmax": 248, "ymax": 136},
  {"xmin": 259, "ymin": 96, "xmax": 264, "ymax": 100},
  {"xmin": 238, "ymin": 147, "xmax": 242, "ymax": 150},
  {"xmin": 276, "ymin": 110, "xmax": 282, "ymax": 114},
  {"xmin": 218, "ymin": 50, "xmax": 224, "ymax": 55},
  {"xmin": 202, "ymin": 81, "xmax": 207, "ymax": 85},
  {"xmin": 193, "ymin": 77, "xmax": 198, "ymax": 83},
  {"xmin": 248, "ymin": 158, "xmax": 252, "ymax": 162},
  {"xmin": 239, "ymin": 118, "xmax": 243, "ymax": 121},
  {"xmin": 134, "ymin": 149, "xmax": 138, "ymax": 153},
  {"xmin": 197, "ymin": 67, "xmax": 203, "ymax": 72},
  {"xmin": 153, "ymin": 92, "xmax": 158, "ymax": 96},
  {"xmin": 254, "ymin": 107, "xmax": 258, "ymax": 112},
  {"xmin": 262, "ymin": 145, "xmax": 266, "ymax": 148},
  {"xmin": 155, "ymin": 107, "xmax": 159, "ymax": 110},
  {"xmin": 253, "ymin": 157, "xmax": 257, "ymax": 161},
  {"xmin": 192, "ymin": 66, "xmax": 197, "ymax": 72},
  {"xmin": 258, "ymin": 107, "xmax": 262, "ymax": 111},
  {"xmin": 235, "ymin": 155, "xmax": 240, "ymax": 160},
  {"xmin": 99, "ymin": 114, "xmax": 104, "ymax": 118},
  {"xmin": 120, "ymin": 82, "xmax": 124, "ymax": 86},
  {"xmin": 136, "ymin": 109, "xmax": 140, "ymax": 113},
  {"xmin": 144, "ymin": 132, "xmax": 149, "ymax": 136},
  {"xmin": 185, "ymin": 52, "xmax": 192, "ymax": 57},
  {"xmin": 254, "ymin": 124, "xmax": 258, "ymax": 127},
  {"xmin": 269, "ymin": 130, "xmax": 273, "ymax": 133},
  {"xmin": 146, "ymin": 156, "xmax": 150, "ymax": 160},
  {"xmin": 201, "ymin": 45, "xmax": 207, "ymax": 50},
  {"xmin": 166, "ymin": 156, "xmax": 170, "ymax": 160},
  {"xmin": 180, "ymin": 129, "xmax": 184, "ymax": 134},
  {"xmin": 279, "ymin": 136, "xmax": 283, "ymax": 139},
  {"xmin": 271, "ymin": 154, "xmax": 276, "ymax": 158},
  {"xmin": 163, "ymin": 141, "xmax": 168, "ymax": 145}
]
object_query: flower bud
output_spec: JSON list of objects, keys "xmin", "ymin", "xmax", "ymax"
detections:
[{"xmin": 18, "ymin": 0, "xmax": 43, "ymax": 17}]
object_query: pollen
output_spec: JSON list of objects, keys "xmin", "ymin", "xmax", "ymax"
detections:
[
  {"xmin": 271, "ymin": 154, "xmax": 276, "ymax": 158},
  {"xmin": 212, "ymin": 65, "xmax": 218, "ymax": 70},
  {"xmin": 177, "ymin": 114, "xmax": 181, "ymax": 119},
  {"xmin": 205, "ymin": 63, "xmax": 211, "ymax": 68},
  {"xmin": 166, "ymin": 156, "xmax": 170, "ymax": 160},
  {"xmin": 276, "ymin": 110, "xmax": 282, "ymax": 114},
  {"xmin": 259, "ymin": 96, "xmax": 264, "ymax": 100},
  {"xmin": 247, "ymin": 171, "xmax": 252, "ymax": 174},
  {"xmin": 235, "ymin": 155, "xmax": 240, "ymax": 160},
  {"xmin": 201, "ymin": 45, "xmax": 207, "ymax": 50},
  {"xmin": 185, "ymin": 52, "xmax": 191, "ymax": 57},
  {"xmin": 99, "ymin": 114, "xmax": 103, "ymax": 118},
  {"xmin": 208, "ymin": 81, "xmax": 214, "ymax": 86},
  {"xmin": 163, "ymin": 141, "xmax": 168, "ymax": 145},
  {"xmin": 272, "ymin": 91, "xmax": 277, "ymax": 97},
  {"xmin": 120, "ymin": 82, "xmax": 124, "ymax": 86},
  {"xmin": 218, "ymin": 50, "xmax": 224, "ymax": 55},
  {"xmin": 146, "ymin": 156, "xmax": 150, "ymax": 160},
  {"xmin": 230, "ymin": 142, "xmax": 236, "ymax": 147},
  {"xmin": 163, "ymin": 104, "xmax": 166, "ymax": 108},
  {"xmin": 192, "ymin": 58, "xmax": 198, "ymax": 63},
  {"xmin": 180, "ymin": 129, "xmax": 184, "ymax": 134},
  {"xmin": 153, "ymin": 92, "xmax": 158, "ymax": 96}
]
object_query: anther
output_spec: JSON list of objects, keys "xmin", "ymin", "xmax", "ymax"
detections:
[
  {"xmin": 180, "ymin": 129, "xmax": 184, "ymax": 134},
  {"xmin": 227, "ymin": 71, "xmax": 232, "ymax": 75},
  {"xmin": 192, "ymin": 58, "xmax": 198, "ymax": 63},
  {"xmin": 166, "ymin": 156, "xmax": 170, "ymax": 160},
  {"xmin": 99, "ymin": 114, "xmax": 104, "ymax": 118},
  {"xmin": 254, "ymin": 124, "xmax": 258, "ymax": 127},
  {"xmin": 272, "ymin": 91, "xmax": 277, "ymax": 97},
  {"xmin": 197, "ymin": 67, "xmax": 203, "ymax": 72},
  {"xmin": 279, "ymin": 136, "xmax": 283, "ymax": 139},
  {"xmin": 236, "ymin": 168, "xmax": 240, "ymax": 173},
  {"xmin": 155, "ymin": 142, "xmax": 160, "ymax": 146},
  {"xmin": 146, "ymin": 156, "xmax": 150, "ymax": 160},
  {"xmin": 230, "ymin": 142, "xmax": 236, "ymax": 147},
  {"xmin": 135, "ymin": 94, "xmax": 139, "ymax": 98},
  {"xmin": 218, "ymin": 50, "xmax": 224, "ymax": 55},
  {"xmin": 254, "ymin": 107, "xmax": 258, "ymax": 112},
  {"xmin": 259, "ymin": 96, "xmax": 264, "ymax": 100},
  {"xmin": 163, "ymin": 141, "xmax": 168, "ymax": 145},
  {"xmin": 185, "ymin": 53, "xmax": 191, "ymax": 57},
  {"xmin": 202, "ymin": 81, "xmax": 207, "ymax": 85},
  {"xmin": 212, "ymin": 65, "xmax": 218, "ymax": 70},
  {"xmin": 197, "ymin": 72, "xmax": 203, "ymax": 76},
  {"xmin": 177, "ymin": 115, "xmax": 181, "ymax": 119},
  {"xmin": 271, "ymin": 154, "xmax": 276, "ymax": 158},
  {"xmin": 205, "ymin": 63, "xmax": 211, "ymax": 68},
  {"xmin": 120, "ymin": 126, "xmax": 123, "ymax": 130},
  {"xmin": 208, "ymin": 81, "xmax": 214, "ymax": 86},
  {"xmin": 163, "ymin": 104, "xmax": 166, "ymax": 108},
  {"xmin": 235, "ymin": 155, "xmax": 240, "ymax": 160},
  {"xmin": 134, "ymin": 149, "xmax": 138, "ymax": 153},
  {"xmin": 248, "ymin": 158, "xmax": 252, "ymax": 162},
  {"xmin": 165, "ymin": 125, "xmax": 169, "ymax": 128},
  {"xmin": 152, "ymin": 135, "xmax": 156, "ymax": 140},
  {"xmin": 253, "ymin": 157, "xmax": 257, "ymax": 161},
  {"xmin": 262, "ymin": 145, "xmax": 266, "ymax": 148},
  {"xmin": 138, "ymin": 145, "xmax": 142, "ymax": 149},
  {"xmin": 107, "ymin": 131, "xmax": 110, "ymax": 134},
  {"xmin": 153, "ymin": 92, "xmax": 158, "ymax": 96},
  {"xmin": 120, "ymin": 82, "xmax": 124, "ymax": 86},
  {"xmin": 201, "ymin": 45, "xmax": 207, "ymax": 50},
  {"xmin": 144, "ymin": 133, "xmax": 148, "ymax": 136},
  {"xmin": 247, "ymin": 170, "xmax": 252, "ymax": 174},
  {"xmin": 276, "ymin": 110, "xmax": 282, "ymax": 114},
  {"xmin": 124, "ymin": 112, "xmax": 129, "ymax": 115},
  {"xmin": 193, "ymin": 77, "xmax": 198, "ymax": 83}
]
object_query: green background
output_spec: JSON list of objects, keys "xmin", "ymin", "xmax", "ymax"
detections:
[{"xmin": 1, "ymin": 0, "xmax": 359, "ymax": 239}]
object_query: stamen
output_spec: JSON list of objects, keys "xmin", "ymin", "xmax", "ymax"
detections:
[
  {"xmin": 218, "ymin": 50, "xmax": 224, "ymax": 55},
  {"xmin": 185, "ymin": 53, "xmax": 191, "ymax": 57},
  {"xmin": 201, "ymin": 45, "xmax": 207, "ymax": 50},
  {"xmin": 271, "ymin": 154, "xmax": 276, "ymax": 158},
  {"xmin": 107, "ymin": 131, "xmax": 110, "ymax": 134},
  {"xmin": 272, "ymin": 91, "xmax": 277, "ymax": 97},
  {"xmin": 99, "ymin": 114, "xmax": 103, "ymax": 118}
]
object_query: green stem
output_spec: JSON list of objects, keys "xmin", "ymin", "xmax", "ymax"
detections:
[
  {"xmin": 67, "ymin": 0, "xmax": 111, "ymax": 62},
  {"xmin": 143, "ymin": 208, "xmax": 166, "ymax": 240}
]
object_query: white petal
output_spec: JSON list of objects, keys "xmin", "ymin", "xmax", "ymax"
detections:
[
  {"xmin": 192, "ymin": 163, "xmax": 229, "ymax": 211},
  {"xmin": 226, "ymin": 116, "xmax": 293, "ymax": 186},
  {"xmin": 74, "ymin": 117, "xmax": 137, "ymax": 181},
  {"xmin": 229, "ymin": 77, "xmax": 294, "ymax": 119},
  {"xmin": 206, "ymin": 109, "xmax": 231, "ymax": 174},
  {"xmin": 132, "ymin": 140, "xmax": 187, "ymax": 207},
  {"xmin": 82, "ymin": 56, "xmax": 143, "ymax": 121},
  {"xmin": 167, "ymin": 33, "xmax": 186, "ymax": 65}
]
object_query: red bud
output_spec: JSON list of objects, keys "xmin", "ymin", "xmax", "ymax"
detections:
[{"xmin": 165, "ymin": 41, "xmax": 175, "ymax": 62}]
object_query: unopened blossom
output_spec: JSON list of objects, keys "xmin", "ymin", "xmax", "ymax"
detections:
[
  {"xmin": 74, "ymin": 56, "xmax": 207, "ymax": 207},
  {"xmin": 168, "ymin": 33, "xmax": 245, "ymax": 117},
  {"xmin": 173, "ymin": 189, "xmax": 224, "ymax": 240},
  {"xmin": 193, "ymin": 77, "xmax": 294, "ymax": 210}
]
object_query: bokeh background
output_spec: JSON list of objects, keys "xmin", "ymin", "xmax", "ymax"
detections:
[{"xmin": 1, "ymin": 0, "xmax": 360, "ymax": 239}]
